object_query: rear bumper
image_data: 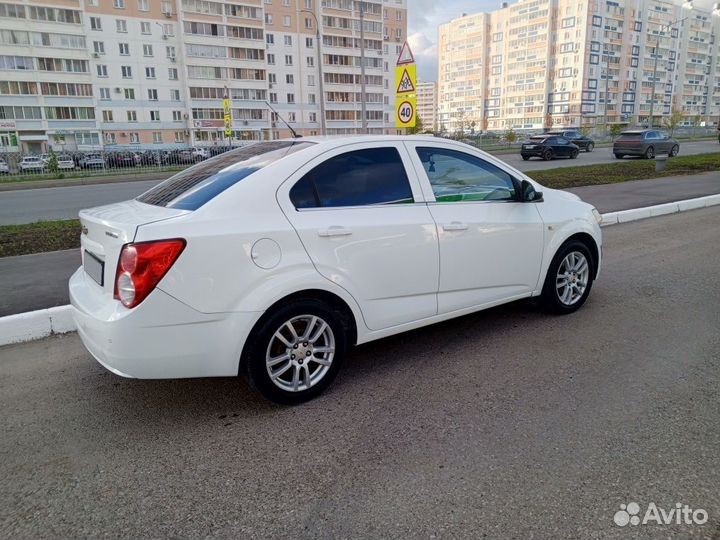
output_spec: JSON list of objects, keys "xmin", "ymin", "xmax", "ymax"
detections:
[
  {"xmin": 520, "ymin": 148, "xmax": 545, "ymax": 157},
  {"xmin": 69, "ymin": 268, "xmax": 261, "ymax": 379},
  {"xmin": 613, "ymin": 146, "xmax": 644, "ymax": 155}
]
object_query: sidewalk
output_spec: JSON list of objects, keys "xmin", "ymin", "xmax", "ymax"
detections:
[
  {"xmin": 0, "ymin": 172, "xmax": 718, "ymax": 317},
  {"xmin": 566, "ymin": 171, "xmax": 719, "ymax": 213}
]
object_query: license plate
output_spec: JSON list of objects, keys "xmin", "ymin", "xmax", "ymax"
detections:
[{"xmin": 84, "ymin": 250, "xmax": 104, "ymax": 286}]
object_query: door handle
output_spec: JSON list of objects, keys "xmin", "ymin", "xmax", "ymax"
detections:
[
  {"xmin": 442, "ymin": 221, "xmax": 468, "ymax": 231},
  {"xmin": 318, "ymin": 226, "xmax": 352, "ymax": 237}
]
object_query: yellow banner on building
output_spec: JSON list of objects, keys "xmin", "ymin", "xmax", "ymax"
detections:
[
  {"xmin": 395, "ymin": 64, "xmax": 416, "ymax": 95},
  {"xmin": 223, "ymin": 97, "xmax": 232, "ymax": 136},
  {"xmin": 395, "ymin": 96, "xmax": 416, "ymax": 128}
]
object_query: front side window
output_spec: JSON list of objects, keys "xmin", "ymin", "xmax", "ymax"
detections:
[
  {"xmin": 290, "ymin": 147, "xmax": 413, "ymax": 209},
  {"xmin": 415, "ymin": 147, "xmax": 516, "ymax": 203}
]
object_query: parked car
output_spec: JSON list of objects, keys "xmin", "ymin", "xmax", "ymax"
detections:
[
  {"xmin": 521, "ymin": 135, "xmax": 580, "ymax": 160},
  {"xmin": 18, "ymin": 156, "xmax": 45, "ymax": 172},
  {"xmin": 56, "ymin": 154, "xmax": 76, "ymax": 170},
  {"xmin": 613, "ymin": 130, "xmax": 679, "ymax": 159},
  {"xmin": 105, "ymin": 152, "xmax": 137, "ymax": 168},
  {"xmin": 70, "ymin": 136, "xmax": 603, "ymax": 404},
  {"xmin": 0, "ymin": 158, "xmax": 9, "ymax": 174},
  {"xmin": 545, "ymin": 130, "xmax": 595, "ymax": 152},
  {"xmin": 192, "ymin": 148, "xmax": 210, "ymax": 161},
  {"xmin": 79, "ymin": 154, "xmax": 106, "ymax": 169}
]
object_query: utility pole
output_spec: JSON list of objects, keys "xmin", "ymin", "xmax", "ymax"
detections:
[
  {"xmin": 359, "ymin": 1, "xmax": 367, "ymax": 134},
  {"xmin": 604, "ymin": 47, "xmax": 610, "ymax": 136},
  {"xmin": 648, "ymin": 38, "xmax": 659, "ymax": 128},
  {"xmin": 301, "ymin": 9, "xmax": 326, "ymax": 135}
]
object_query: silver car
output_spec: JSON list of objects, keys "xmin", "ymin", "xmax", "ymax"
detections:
[{"xmin": 613, "ymin": 130, "xmax": 679, "ymax": 159}]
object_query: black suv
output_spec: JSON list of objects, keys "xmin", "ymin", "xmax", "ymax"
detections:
[{"xmin": 545, "ymin": 130, "xmax": 595, "ymax": 152}]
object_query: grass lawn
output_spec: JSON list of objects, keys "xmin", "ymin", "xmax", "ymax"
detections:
[
  {"xmin": 527, "ymin": 152, "xmax": 720, "ymax": 189},
  {"xmin": 0, "ymin": 219, "xmax": 80, "ymax": 258}
]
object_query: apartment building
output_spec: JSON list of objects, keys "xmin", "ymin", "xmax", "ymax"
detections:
[
  {"xmin": 416, "ymin": 80, "xmax": 437, "ymax": 130},
  {"xmin": 0, "ymin": 0, "xmax": 407, "ymax": 152},
  {"xmin": 438, "ymin": 0, "xmax": 720, "ymax": 133}
]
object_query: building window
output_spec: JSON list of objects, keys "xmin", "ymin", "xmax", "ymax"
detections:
[
  {"xmin": 561, "ymin": 17, "xmax": 575, "ymax": 28},
  {"xmin": 285, "ymin": 54, "xmax": 293, "ymax": 65},
  {"xmin": 143, "ymin": 44, "xmax": 153, "ymax": 57},
  {"xmin": 102, "ymin": 110, "xmax": 113, "ymax": 122},
  {"xmin": 145, "ymin": 67, "xmax": 156, "ymax": 78},
  {"xmin": 283, "ymin": 15, "xmax": 291, "ymax": 26},
  {"xmin": 172, "ymin": 110, "xmax": 182, "ymax": 121},
  {"xmin": 99, "ymin": 88, "xmax": 110, "ymax": 99},
  {"xmin": 124, "ymin": 88, "xmax": 135, "ymax": 99},
  {"xmin": 96, "ymin": 64, "xmax": 108, "ymax": 77},
  {"xmin": 592, "ymin": 15, "xmax": 602, "ymax": 27},
  {"xmin": 305, "ymin": 17, "xmax": 312, "ymax": 29},
  {"xmin": 170, "ymin": 89, "xmax": 180, "ymax": 100},
  {"xmin": 269, "ymin": 92, "xmax": 277, "ymax": 103},
  {"xmin": 116, "ymin": 19, "xmax": 127, "ymax": 33},
  {"xmin": 121, "ymin": 65, "xmax": 132, "ymax": 78},
  {"xmin": 93, "ymin": 41, "xmax": 105, "ymax": 54},
  {"xmin": 287, "ymin": 93, "xmax": 294, "ymax": 103},
  {"xmin": 307, "ymin": 74, "xmax": 315, "ymax": 86},
  {"xmin": 129, "ymin": 132, "xmax": 139, "ymax": 143},
  {"xmin": 150, "ymin": 110, "xmax": 160, "ymax": 121},
  {"xmin": 286, "ymin": 74, "xmax": 294, "ymax": 84},
  {"xmin": 105, "ymin": 132, "xmax": 116, "ymax": 144},
  {"xmin": 138, "ymin": 0, "xmax": 148, "ymax": 10},
  {"xmin": 127, "ymin": 110, "xmax": 137, "ymax": 122},
  {"xmin": 284, "ymin": 35, "xmax": 292, "ymax": 46},
  {"xmin": 306, "ymin": 56, "xmax": 314, "ymax": 67},
  {"xmin": 267, "ymin": 53, "xmax": 275, "ymax": 64},
  {"xmin": 168, "ymin": 67, "xmax": 178, "ymax": 80},
  {"xmin": 288, "ymin": 112, "xmax": 295, "ymax": 122},
  {"xmin": 306, "ymin": 37, "xmax": 313, "ymax": 48},
  {"xmin": 153, "ymin": 132, "xmax": 162, "ymax": 143},
  {"xmin": 174, "ymin": 131, "xmax": 184, "ymax": 143},
  {"xmin": 148, "ymin": 88, "xmax": 158, "ymax": 100},
  {"xmin": 266, "ymin": 33, "xmax": 274, "ymax": 44},
  {"xmin": 309, "ymin": 112, "xmax": 316, "ymax": 122},
  {"xmin": 265, "ymin": 13, "xmax": 273, "ymax": 24},
  {"xmin": 590, "ymin": 54, "xmax": 599, "ymax": 64},
  {"xmin": 90, "ymin": 17, "xmax": 102, "ymax": 30},
  {"xmin": 119, "ymin": 43, "xmax": 130, "ymax": 55},
  {"xmin": 114, "ymin": 0, "xmax": 125, "ymax": 7},
  {"xmin": 166, "ymin": 46, "xmax": 176, "ymax": 58},
  {"xmin": 141, "ymin": 21, "xmax": 151, "ymax": 34}
]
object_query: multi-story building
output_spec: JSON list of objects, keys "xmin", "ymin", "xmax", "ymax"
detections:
[
  {"xmin": 416, "ymin": 80, "xmax": 436, "ymax": 130},
  {"xmin": 0, "ymin": 0, "xmax": 407, "ymax": 152},
  {"xmin": 438, "ymin": 0, "xmax": 720, "ymax": 133}
]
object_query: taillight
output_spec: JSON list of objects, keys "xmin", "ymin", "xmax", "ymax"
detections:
[{"xmin": 114, "ymin": 239, "xmax": 186, "ymax": 309}]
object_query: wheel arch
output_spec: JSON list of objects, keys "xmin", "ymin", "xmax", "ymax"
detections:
[
  {"xmin": 561, "ymin": 232, "xmax": 600, "ymax": 279},
  {"xmin": 238, "ymin": 288, "xmax": 358, "ymax": 375}
]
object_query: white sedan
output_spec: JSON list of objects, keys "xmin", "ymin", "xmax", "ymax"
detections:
[{"xmin": 70, "ymin": 136, "xmax": 602, "ymax": 404}]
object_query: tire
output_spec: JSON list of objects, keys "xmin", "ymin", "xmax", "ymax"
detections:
[
  {"xmin": 540, "ymin": 240, "xmax": 595, "ymax": 315},
  {"xmin": 614, "ymin": 153, "xmax": 623, "ymax": 159},
  {"xmin": 521, "ymin": 155, "xmax": 530, "ymax": 161},
  {"xmin": 570, "ymin": 149, "xmax": 579, "ymax": 159},
  {"xmin": 670, "ymin": 144, "xmax": 679, "ymax": 157},
  {"xmin": 542, "ymin": 149, "xmax": 553, "ymax": 161},
  {"xmin": 586, "ymin": 142, "xmax": 594, "ymax": 152},
  {"xmin": 244, "ymin": 299, "xmax": 347, "ymax": 405},
  {"xmin": 644, "ymin": 146, "xmax": 655, "ymax": 159}
]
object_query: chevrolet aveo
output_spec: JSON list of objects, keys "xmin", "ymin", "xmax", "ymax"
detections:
[{"xmin": 70, "ymin": 136, "xmax": 603, "ymax": 404}]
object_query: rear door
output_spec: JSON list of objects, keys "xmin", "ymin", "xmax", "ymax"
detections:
[{"xmin": 277, "ymin": 142, "xmax": 439, "ymax": 331}]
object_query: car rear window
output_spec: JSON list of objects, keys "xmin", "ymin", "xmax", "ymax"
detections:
[
  {"xmin": 619, "ymin": 132, "xmax": 643, "ymax": 139},
  {"xmin": 529, "ymin": 136, "xmax": 547, "ymax": 142},
  {"xmin": 137, "ymin": 141, "xmax": 315, "ymax": 210}
]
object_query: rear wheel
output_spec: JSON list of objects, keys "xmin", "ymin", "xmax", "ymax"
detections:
[
  {"xmin": 541, "ymin": 240, "xmax": 594, "ymax": 315},
  {"xmin": 586, "ymin": 142, "xmax": 594, "ymax": 152},
  {"xmin": 521, "ymin": 155, "xmax": 530, "ymax": 161},
  {"xmin": 245, "ymin": 299, "xmax": 347, "ymax": 405},
  {"xmin": 614, "ymin": 153, "xmax": 624, "ymax": 159},
  {"xmin": 542, "ymin": 149, "xmax": 553, "ymax": 161},
  {"xmin": 644, "ymin": 146, "xmax": 655, "ymax": 159},
  {"xmin": 669, "ymin": 144, "xmax": 679, "ymax": 157}
]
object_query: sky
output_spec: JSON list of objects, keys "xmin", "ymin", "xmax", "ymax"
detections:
[{"xmin": 406, "ymin": 0, "xmax": 717, "ymax": 83}]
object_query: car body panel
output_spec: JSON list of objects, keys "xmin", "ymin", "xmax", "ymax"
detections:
[
  {"xmin": 613, "ymin": 130, "xmax": 679, "ymax": 157},
  {"xmin": 520, "ymin": 136, "xmax": 580, "ymax": 159}
]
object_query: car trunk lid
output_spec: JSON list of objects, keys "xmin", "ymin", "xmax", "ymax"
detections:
[{"xmin": 79, "ymin": 200, "xmax": 189, "ymax": 294}]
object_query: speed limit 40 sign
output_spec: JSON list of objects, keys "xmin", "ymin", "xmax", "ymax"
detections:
[{"xmin": 396, "ymin": 97, "xmax": 416, "ymax": 128}]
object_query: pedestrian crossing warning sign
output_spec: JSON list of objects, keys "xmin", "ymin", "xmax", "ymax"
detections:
[{"xmin": 395, "ymin": 64, "xmax": 416, "ymax": 94}]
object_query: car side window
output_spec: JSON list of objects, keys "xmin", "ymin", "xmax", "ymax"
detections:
[
  {"xmin": 289, "ymin": 147, "xmax": 414, "ymax": 209},
  {"xmin": 557, "ymin": 137, "xmax": 569, "ymax": 145},
  {"xmin": 415, "ymin": 147, "xmax": 516, "ymax": 203}
]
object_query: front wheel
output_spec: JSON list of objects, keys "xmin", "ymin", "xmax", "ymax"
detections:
[
  {"xmin": 586, "ymin": 143, "xmax": 594, "ymax": 152},
  {"xmin": 614, "ymin": 153, "xmax": 624, "ymax": 159},
  {"xmin": 541, "ymin": 241, "xmax": 594, "ymax": 315},
  {"xmin": 245, "ymin": 300, "xmax": 347, "ymax": 405},
  {"xmin": 669, "ymin": 144, "xmax": 679, "ymax": 157},
  {"xmin": 644, "ymin": 146, "xmax": 655, "ymax": 159},
  {"xmin": 542, "ymin": 149, "xmax": 553, "ymax": 161}
]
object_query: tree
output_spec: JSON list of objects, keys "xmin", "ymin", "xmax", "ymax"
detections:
[
  {"xmin": 580, "ymin": 125, "xmax": 593, "ymax": 137},
  {"xmin": 663, "ymin": 108, "xmax": 684, "ymax": 136},
  {"xmin": 609, "ymin": 124, "xmax": 623, "ymax": 141},
  {"xmin": 504, "ymin": 128, "xmax": 517, "ymax": 145},
  {"xmin": 691, "ymin": 114, "xmax": 702, "ymax": 140},
  {"xmin": 406, "ymin": 115, "xmax": 424, "ymax": 135},
  {"xmin": 46, "ymin": 149, "xmax": 58, "ymax": 175}
]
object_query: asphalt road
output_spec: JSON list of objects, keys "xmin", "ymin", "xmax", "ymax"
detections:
[
  {"xmin": 1, "ymin": 207, "xmax": 719, "ymax": 539},
  {"xmin": 0, "ymin": 139, "xmax": 718, "ymax": 225}
]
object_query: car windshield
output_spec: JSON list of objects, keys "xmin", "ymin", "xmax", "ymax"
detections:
[{"xmin": 137, "ymin": 140, "xmax": 315, "ymax": 210}]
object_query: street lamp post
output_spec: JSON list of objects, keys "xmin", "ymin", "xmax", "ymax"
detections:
[
  {"xmin": 301, "ymin": 8, "xmax": 326, "ymax": 136},
  {"xmin": 647, "ymin": 1, "xmax": 693, "ymax": 128},
  {"xmin": 358, "ymin": 1, "xmax": 368, "ymax": 134}
]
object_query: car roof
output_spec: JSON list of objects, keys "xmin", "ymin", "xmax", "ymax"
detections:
[{"xmin": 620, "ymin": 130, "xmax": 649, "ymax": 134}]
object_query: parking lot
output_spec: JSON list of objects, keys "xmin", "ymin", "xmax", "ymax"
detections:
[{"xmin": 1, "ymin": 207, "xmax": 718, "ymax": 539}]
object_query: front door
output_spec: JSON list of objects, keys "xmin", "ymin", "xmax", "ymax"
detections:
[
  {"xmin": 405, "ymin": 142, "xmax": 545, "ymax": 314},
  {"xmin": 278, "ymin": 143, "xmax": 439, "ymax": 331}
]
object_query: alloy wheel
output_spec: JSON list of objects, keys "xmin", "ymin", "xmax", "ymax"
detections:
[
  {"xmin": 556, "ymin": 251, "xmax": 590, "ymax": 306},
  {"xmin": 265, "ymin": 315, "xmax": 335, "ymax": 393}
]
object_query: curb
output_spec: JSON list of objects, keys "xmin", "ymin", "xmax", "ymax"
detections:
[
  {"xmin": 0, "ymin": 305, "xmax": 75, "ymax": 346},
  {"xmin": 1, "ymin": 193, "xmax": 719, "ymax": 347}
]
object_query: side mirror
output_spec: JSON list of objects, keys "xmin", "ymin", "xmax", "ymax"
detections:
[{"xmin": 521, "ymin": 179, "xmax": 543, "ymax": 202}]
